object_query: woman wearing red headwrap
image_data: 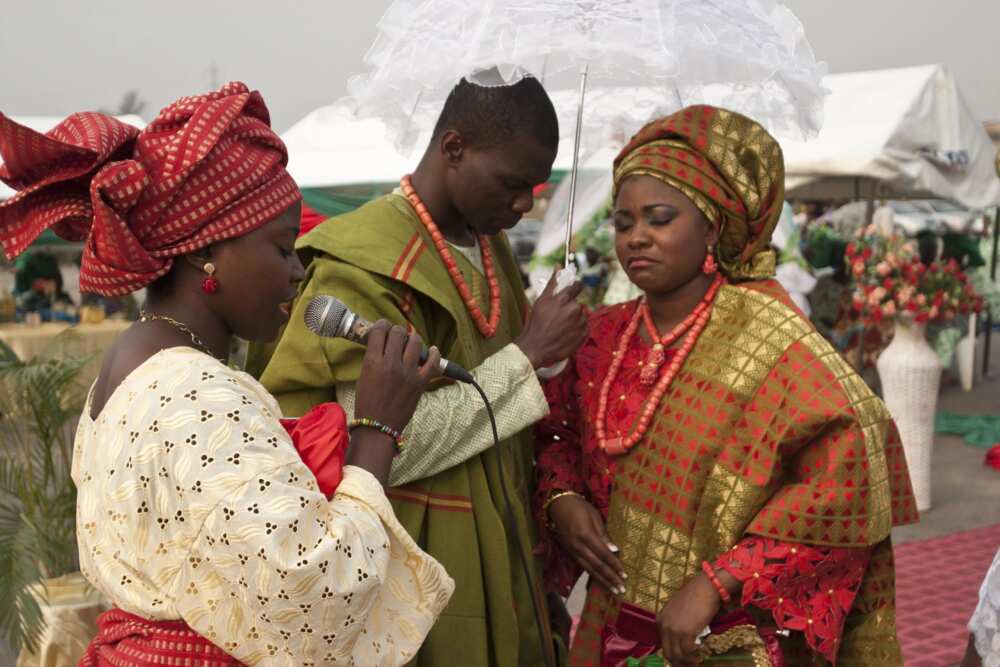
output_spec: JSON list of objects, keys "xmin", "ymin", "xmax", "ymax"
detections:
[
  {"xmin": 533, "ymin": 106, "xmax": 917, "ymax": 666},
  {"xmin": 0, "ymin": 83, "xmax": 453, "ymax": 666}
]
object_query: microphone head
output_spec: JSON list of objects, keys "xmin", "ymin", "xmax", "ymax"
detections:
[{"xmin": 304, "ymin": 295, "xmax": 348, "ymax": 338}]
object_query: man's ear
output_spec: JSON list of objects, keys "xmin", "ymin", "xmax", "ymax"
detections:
[{"xmin": 439, "ymin": 129, "xmax": 465, "ymax": 166}]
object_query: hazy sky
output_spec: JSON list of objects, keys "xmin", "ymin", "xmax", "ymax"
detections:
[{"xmin": 3, "ymin": 0, "xmax": 999, "ymax": 132}]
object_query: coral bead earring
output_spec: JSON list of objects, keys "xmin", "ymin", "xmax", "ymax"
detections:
[
  {"xmin": 702, "ymin": 247, "xmax": 718, "ymax": 275},
  {"xmin": 201, "ymin": 262, "xmax": 219, "ymax": 294}
]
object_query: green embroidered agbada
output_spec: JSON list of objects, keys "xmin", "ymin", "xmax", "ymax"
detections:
[{"xmin": 254, "ymin": 194, "xmax": 557, "ymax": 666}]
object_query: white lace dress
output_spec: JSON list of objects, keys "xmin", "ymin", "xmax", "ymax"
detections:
[
  {"xmin": 970, "ymin": 547, "xmax": 1000, "ymax": 667},
  {"xmin": 73, "ymin": 346, "xmax": 453, "ymax": 666}
]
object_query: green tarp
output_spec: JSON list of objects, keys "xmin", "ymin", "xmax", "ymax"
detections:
[
  {"xmin": 935, "ymin": 411, "xmax": 1000, "ymax": 448},
  {"xmin": 300, "ymin": 170, "xmax": 568, "ymax": 219},
  {"xmin": 301, "ymin": 186, "xmax": 392, "ymax": 218}
]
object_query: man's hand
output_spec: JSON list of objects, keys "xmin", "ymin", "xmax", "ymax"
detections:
[{"xmin": 515, "ymin": 271, "xmax": 588, "ymax": 369}]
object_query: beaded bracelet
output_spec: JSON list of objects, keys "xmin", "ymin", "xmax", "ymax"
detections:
[
  {"xmin": 350, "ymin": 417, "xmax": 405, "ymax": 452},
  {"xmin": 701, "ymin": 561, "xmax": 732, "ymax": 603}
]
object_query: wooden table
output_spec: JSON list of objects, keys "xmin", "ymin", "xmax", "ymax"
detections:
[{"xmin": 0, "ymin": 320, "xmax": 131, "ymax": 385}]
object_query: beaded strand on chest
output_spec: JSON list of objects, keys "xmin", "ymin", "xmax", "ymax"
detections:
[
  {"xmin": 400, "ymin": 175, "xmax": 501, "ymax": 338},
  {"xmin": 596, "ymin": 276, "xmax": 724, "ymax": 456}
]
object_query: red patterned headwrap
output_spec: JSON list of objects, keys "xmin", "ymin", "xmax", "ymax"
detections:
[
  {"xmin": 613, "ymin": 105, "xmax": 785, "ymax": 281},
  {"xmin": 0, "ymin": 82, "xmax": 301, "ymax": 296}
]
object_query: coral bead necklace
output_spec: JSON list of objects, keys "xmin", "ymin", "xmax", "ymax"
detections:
[
  {"xmin": 637, "ymin": 274, "xmax": 723, "ymax": 385},
  {"xmin": 596, "ymin": 274, "xmax": 724, "ymax": 456},
  {"xmin": 400, "ymin": 175, "xmax": 501, "ymax": 338}
]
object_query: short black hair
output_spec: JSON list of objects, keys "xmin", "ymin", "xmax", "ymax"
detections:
[{"xmin": 432, "ymin": 75, "xmax": 559, "ymax": 150}]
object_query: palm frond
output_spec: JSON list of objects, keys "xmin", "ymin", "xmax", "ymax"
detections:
[
  {"xmin": 0, "ymin": 502, "xmax": 45, "ymax": 652},
  {"xmin": 0, "ymin": 338, "xmax": 21, "ymax": 368},
  {"xmin": 0, "ymin": 332, "xmax": 91, "ymax": 653},
  {"xmin": 0, "ymin": 459, "xmax": 26, "ymax": 498}
]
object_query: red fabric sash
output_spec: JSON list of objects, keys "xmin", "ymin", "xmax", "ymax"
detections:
[
  {"xmin": 80, "ymin": 608, "xmax": 242, "ymax": 666},
  {"xmin": 280, "ymin": 401, "xmax": 348, "ymax": 497}
]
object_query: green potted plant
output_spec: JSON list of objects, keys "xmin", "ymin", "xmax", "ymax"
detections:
[{"xmin": 0, "ymin": 334, "xmax": 102, "ymax": 661}]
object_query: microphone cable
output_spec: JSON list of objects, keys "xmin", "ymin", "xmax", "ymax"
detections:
[{"xmin": 469, "ymin": 379, "xmax": 558, "ymax": 667}]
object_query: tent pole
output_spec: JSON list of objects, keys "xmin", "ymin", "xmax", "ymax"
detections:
[
  {"xmin": 865, "ymin": 179, "xmax": 876, "ymax": 226},
  {"xmin": 983, "ymin": 207, "xmax": 999, "ymax": 376}
]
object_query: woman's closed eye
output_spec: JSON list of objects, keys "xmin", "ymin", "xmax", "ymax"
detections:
[
  {"xmin": 612, "ymin": 214, "xmax": 634, "ymax": 233},
  {"xmin": 612, "ymin": 209, "xmax": 675, "ymax": 232},
  {"xmin": 644, "ymin": 205, "xmax": 677, "ymax": 226}
]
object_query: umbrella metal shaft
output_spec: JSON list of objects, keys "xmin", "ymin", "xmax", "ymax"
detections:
[{"xmin": 564, "ymin": 65, "xmax": 589, "ymax": 268}]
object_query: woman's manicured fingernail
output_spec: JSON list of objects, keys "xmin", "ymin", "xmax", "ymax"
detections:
[
  {"xmin": 621, "ymin": 572, "xmax": 628, "ymax": 580},
  {"xmin": 607, "ymin": 543, "xmax": 620, "ymax": 552}
]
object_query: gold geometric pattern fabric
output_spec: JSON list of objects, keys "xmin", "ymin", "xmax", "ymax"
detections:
[
  {"xmin": 685, "ymin": 285, "xmax": 814, "ymax": 399},
  {"xmin": 570, "ymin": 281, "xmax": 916, "ymax": 666}
]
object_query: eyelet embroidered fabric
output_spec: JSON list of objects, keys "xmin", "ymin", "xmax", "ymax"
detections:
[{"xmin": 73, "ymin": 347, "xmax": 454, "ymax": 665}]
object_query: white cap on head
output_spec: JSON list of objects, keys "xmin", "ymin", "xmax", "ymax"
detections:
[{"xmin": 464, "ymin": 65, "xmax": 533, "ymax": 88}]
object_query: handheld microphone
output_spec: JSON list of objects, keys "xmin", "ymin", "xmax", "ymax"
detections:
[{"xmin": 303, "ymin": 295, "xmax": 474, "ymax": 384}]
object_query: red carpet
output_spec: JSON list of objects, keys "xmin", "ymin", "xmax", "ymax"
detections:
[{"xmin": 895, "ymin": 523, "xmax": 1000, "ymax": 666}]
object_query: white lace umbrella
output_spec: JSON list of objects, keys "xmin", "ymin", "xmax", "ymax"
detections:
[{"xmin": 344, "ymin": 0, "xmax": 827, "ymax": 267}]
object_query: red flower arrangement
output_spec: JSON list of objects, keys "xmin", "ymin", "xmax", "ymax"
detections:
[
  {"xmin": 986, "ymin": 444, "xmax": 1000, "ymax": 472},
  {"xmin": 846, "ymin": 226, "xmax": 984, "ymax": 325}
]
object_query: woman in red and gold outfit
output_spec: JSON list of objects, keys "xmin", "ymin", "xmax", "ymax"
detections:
[{"xmin": 535, "ymin": 106, "xmax": 918, "ymax": 666}]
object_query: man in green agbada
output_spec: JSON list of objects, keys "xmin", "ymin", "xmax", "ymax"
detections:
[{"xmin": 254, "ymin": 75, "xmax": 589, "ymax": 665}]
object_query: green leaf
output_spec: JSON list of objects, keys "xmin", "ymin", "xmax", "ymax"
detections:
[{"xmin": 0, "ymin": 331, "xmax": 90, "ymax": 653}]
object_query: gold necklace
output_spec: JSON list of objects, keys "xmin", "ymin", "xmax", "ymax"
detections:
[{"xmin": 139, "ymin": 310, "xmax": 218, "ymax": 358}]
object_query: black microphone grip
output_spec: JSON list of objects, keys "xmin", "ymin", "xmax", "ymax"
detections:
[{"xmin": 417, "ymin": 347, "xmax": 474, "ymax": 384}]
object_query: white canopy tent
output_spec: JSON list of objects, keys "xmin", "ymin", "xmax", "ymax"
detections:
[
  {"xmin": 532, "ymin": 65, "xmax": 1000, "ymax": 265},
  {"xmin": 0, "ymin": 115, "xmax": 146, "ymax": 200},
  {"xmin": 280, "ymin": 89, "xmax": 648, "ymax": 190},
  {"xmin": 280, "ymin": 104, "xmax": 430, "ymax": 189},
  {"xmin": 783, "ymin": 65, "xmax": 1000, "ymax": 209}
]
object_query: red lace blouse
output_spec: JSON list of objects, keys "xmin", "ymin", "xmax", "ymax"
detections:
[{"xmin": 534, "ymin": 301, "xmax": 869, "ymax": 662}]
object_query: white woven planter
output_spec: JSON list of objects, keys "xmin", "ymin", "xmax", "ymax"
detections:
[
  {"xmin": 956, "ymin": 313, "xmax": 977, "ymax": 392},
  {"xmin": 876, "ymin": 318, "xmax": 942, "ymax": 512}
]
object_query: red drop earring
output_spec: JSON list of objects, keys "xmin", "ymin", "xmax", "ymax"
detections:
[
  {"xmin": 702, "ymin": 247, "xmax": 718, "ymax": 275},
  {"xmin": 201, "ymin": 262, "xmax": 219, "ymax": 293}
]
